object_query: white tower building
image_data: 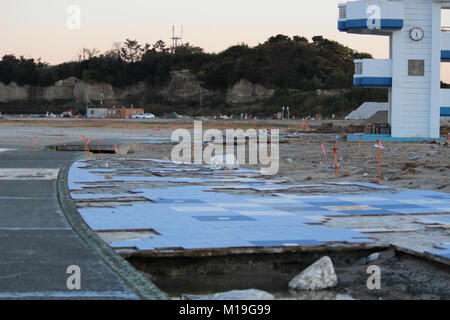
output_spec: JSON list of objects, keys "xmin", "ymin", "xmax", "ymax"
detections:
[{"xmin": 338, "ymin": 0, "xmax": 450, "ymax": 138}]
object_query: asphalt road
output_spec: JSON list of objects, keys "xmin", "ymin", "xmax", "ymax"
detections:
[{"xmin": 0, "ymin": 149, "xmax": 139, "ymax": 299}]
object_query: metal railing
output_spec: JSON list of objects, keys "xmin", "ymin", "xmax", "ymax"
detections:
[{"xmin": 442, "ymin": 26, "xmax": 450, "ymax": 32}]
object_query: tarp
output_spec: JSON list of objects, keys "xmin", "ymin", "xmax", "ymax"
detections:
[{"xmin": 345, "ymin": 102, "xmax": 389, "ymax": 120}]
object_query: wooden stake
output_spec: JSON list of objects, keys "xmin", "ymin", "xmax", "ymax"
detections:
[
  {"xmin": 378, "ymin": 139, "xmax": 382, "ymax": 185},
  {"xmin": 332, "ymin": 147, "xmax": 339, "ymax": 178}
]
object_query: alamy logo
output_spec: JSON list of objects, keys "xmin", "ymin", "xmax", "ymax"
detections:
[
  {"xmin": 66, "ymin": 5, "xmax": 81, "ymax": 30},
  {"xmin": 66, "ymin": 265, "xmax": 81, "ymax": 290},
  {"xmin": 171, "ymin": 121, "xmax": 280, "ymax": 175},
  {"xmin": 366, "ymin": 265, "xmax": 381, "ymax": 290},
  {"xmin": 367, "ymin": 5, "xmax": 381, "ymax": 30}
]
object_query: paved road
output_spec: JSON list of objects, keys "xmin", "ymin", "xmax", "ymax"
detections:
[{"xmin": 0, "ymin": 149, "xmax": 139, "ymax": 299}]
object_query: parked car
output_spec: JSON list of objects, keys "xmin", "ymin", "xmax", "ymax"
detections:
[
  {"xmin": 162, "ymin": 112, "xmax": 181, "ymax": 119},
  {"xmin": 132, "ymin": 113, "xmax": 155, "ymax": 119}
]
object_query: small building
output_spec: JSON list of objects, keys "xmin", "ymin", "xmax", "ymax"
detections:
[
  {"xmin": 86, "ymin": 108, "xmax": 108, "ymax": 119},
  {"xmin": 337, "ymin": 0, "xmax": 450, "ymax": 138},
  {"xmin": 107, "ymin": 107, "xmax": 144, "ymax": 119}
]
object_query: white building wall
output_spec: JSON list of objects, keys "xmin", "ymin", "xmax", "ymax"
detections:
[
  {"xmin": 346, "ymin": 0, "xmax": 404, "ymax": 21},
  {"xmin": 356, "ymin": 59, "xmax": 392, "ymax": 78},
  {"xmin": 391, "ymin": 0, "xmax": 439, "ymax": 138},
  {"xmin": 441, "ymin": 32, "xmax": 450, "ymax": 52},
  {"xmin": 430, "ymin": 2, "xmax": 442, "ymax": 138},
  {"xmin": 87, "ymin": 108, "xmax": 108, "ymax": 119},
  {"xmin": 441, "ymin": 88, "xmax": 450, "ymax": 106}
]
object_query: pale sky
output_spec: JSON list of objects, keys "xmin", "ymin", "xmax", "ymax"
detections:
[{"xmin": 0, "ymin": 0, "xmax": 449, "ymax": 81}]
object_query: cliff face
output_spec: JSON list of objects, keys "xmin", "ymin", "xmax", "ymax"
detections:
[
  {"xmin": 0, "ymin": 82, "xmax": 29, "ymax": 102},
  {"xmin": 0, "ymin": 70, "xmax": 275, "ymax": 106},
  {"xmin": 226, "ymin": 79, "xmax": 275, "ymax": 104},
  {"xmin": 161, "ymin": 70, "xmax": 203, "ymax": 102},
  {"xmin": 73, "ymin": 81, "xmax": 115, "ymax": 103}
]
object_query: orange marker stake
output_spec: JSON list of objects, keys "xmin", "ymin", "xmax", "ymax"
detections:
[
  {"xmin": 359, "ymin": 134, "xmax": 362, "ymax": 149},
  {"xmin": 114, "ymin": 144, "xmax": 118, "ymax": 154},
  {"xmin": 332, "ymin": 147, "xmax": 339, "ymax": 178},
  {"xmin": 302, "ymin": 118, "xmax": 310, "ymax": 132},
  {"xmin": 322, "ymin": 144, "xmax": 327, "ymax": 157},
  {"xmin": 34, "ymin": 136, "xmax": 38, "ymax": 151},
  {"xmin": 377, "ymin": 139, "xmax": 382, "ymax": 185},
  {"xmin": 84, "ymin": 138, "xmax": 90, "ymax": 160},
  {"xmin": 129, "ymin": 128, "xmax": 132, "ymax": 147}
]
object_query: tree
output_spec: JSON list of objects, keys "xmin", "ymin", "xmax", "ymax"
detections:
[
  {"xmin": 120, "ymin": 39, "xmax": 150, "ymax": 63},
  {"xmin": 174, "ymin": 43, "xmax": 204, "ymax": 55},
  {"xmin": 77, "ymin": 47, "xmax": 100, "ymax": 61},
  {"xmin": 153, "ymin": 40, "xmax": 169, "ymax": 53},
  {"xmin": 104, "ymin": 42, "xmax": 122, "ymax": 60},
  {"xmin": 268, "ymin": 34, "xmax": 291, "ymax": 44}
]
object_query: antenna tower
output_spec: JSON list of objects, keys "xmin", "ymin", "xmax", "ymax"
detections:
[{"xmin": 171, "ymin": 25, "xmax": 183, "ymax": 54}]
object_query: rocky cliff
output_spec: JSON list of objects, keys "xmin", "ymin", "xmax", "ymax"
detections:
[
  {"xmin": 0, "ymin": 70, "xmax": 275, "ymax": 107},
  {"xmin": 0, "ymin": 82, "xmax": 29, "ymax": 103},
  {"xmin": 226, "ymin": 79, "xmax": 275, "ymax": 104}
]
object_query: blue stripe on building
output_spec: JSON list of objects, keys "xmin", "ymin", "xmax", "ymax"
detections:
[
  {"xmin": 441, "ymin": 51, "xmax": 450, "ymax": 62},
  {"xmin": 338, "ymin": 19, "xmax": 403, "ymax": 31},
  {"xmin": 441, "ymin": 107, "xmax": 450, "ymax": 117},
  {"xmin": 354, "ymin": 77, "xmax": 392, "ymax": 88}
]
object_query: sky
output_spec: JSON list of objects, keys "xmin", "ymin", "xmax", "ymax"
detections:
[{"xmin": 0, "ymin": 0, "xmax": 449, "ymax": 81}]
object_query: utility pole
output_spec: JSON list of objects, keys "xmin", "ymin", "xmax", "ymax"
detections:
[{"xmin": 171, "ymin": 25, "xmax": 183, "ymax": 54}]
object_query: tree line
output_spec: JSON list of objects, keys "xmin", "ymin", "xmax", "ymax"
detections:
[{"xmin": 0, "ymin": 35, "xmax": 372, "ymax": 90}]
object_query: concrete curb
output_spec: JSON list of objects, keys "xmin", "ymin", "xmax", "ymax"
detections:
[{"xmin": 57, "ymin": 154, "xmax": 168, "ymax": 300}]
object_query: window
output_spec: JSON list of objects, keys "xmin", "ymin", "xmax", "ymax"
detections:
[
  {"xmin": 355, "ymin": 62, "xmax": 363, "ymax": 75},
  {"xmin": 408, "ymin": 60, "xmax": 424, "ymax": 76},
  {"xmin": 90, "ymin": 110, "xmax": 94, "ymax": 115},
  {"xmin": 339, "ymin": 6, "xmax": 347, "ymax": 19}
]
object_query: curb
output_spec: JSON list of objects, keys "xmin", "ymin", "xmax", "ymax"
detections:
[{"xmin": 57, "ymin": 154, "xmax": 168, "ymax": 300}]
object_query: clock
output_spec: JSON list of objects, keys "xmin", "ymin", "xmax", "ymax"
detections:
[{"xmin": 410, "ymin": 27, "xmax": 424, "ymax": 41}]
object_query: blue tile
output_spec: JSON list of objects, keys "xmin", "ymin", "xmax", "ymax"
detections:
[
  {"xmin": 307, "ymin": 201, "xmax": 357, "ymax": 207},
  {"xmin": 192, "ymin": 216, "xmax": 256, "ymax": 222},
  {"xmin": 389, "ymin": 208, "xmax": 448, "ymax": 214},
  {"xmin": 154, "ymin": 199, "xmax": 206, "ymax": 204},
  {"xmin": 341, "ymin": 210, "xmax": 396, "ymax": 216},
  {"xmin": 429, "ymin": 217, "xmax": 450, "ymax": 223},
  {"xmin": 267, "ymin": 206, "xmax": 328, "ymax": 212},
  {"xmin": 373, "ymin": 204, "xmax": 427, "ymax": 210},
  {"xmin": 424, "ymin": 195, "xmax": 450, "ymax": 200},
  {"xmin": 426, "ymin": 243, "xmax": 450, "ymax": 260},
  {"xmin": 69, "ymin": 161, "xmax": 450, "ymax": 253},
  {"xmin": 249, "ymin": 240, "xmax": 323, "ymax": 246}
]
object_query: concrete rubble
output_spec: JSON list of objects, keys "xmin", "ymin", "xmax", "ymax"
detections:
[
  {"xmin": 289, "ymin": 256, "xmax": 338, "ymax": 291},
  {"xmin": 211, "ymin": 154, "xmax": 239, "ymax": 170}
]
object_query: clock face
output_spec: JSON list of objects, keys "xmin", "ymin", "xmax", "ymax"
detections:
[{"xmin": 410, "ymin": 27, "xmax": 424, "ymax": 41}]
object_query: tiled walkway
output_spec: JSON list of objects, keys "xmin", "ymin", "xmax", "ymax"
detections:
[{"xmin": 68, "ymin": 159, "xmax": 450, "ymax": 261}]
